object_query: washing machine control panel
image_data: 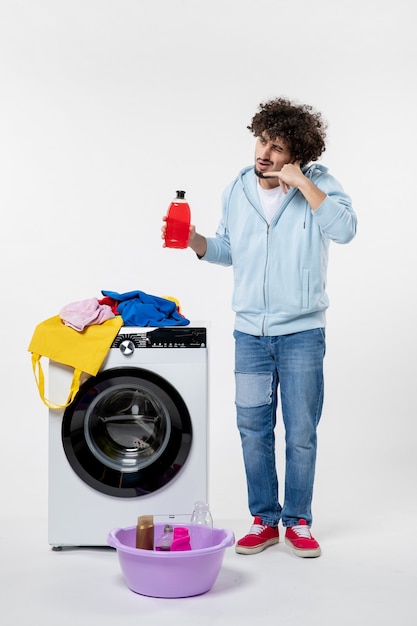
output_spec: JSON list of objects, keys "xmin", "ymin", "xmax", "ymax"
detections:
[{"xmin": 111, "ymin": 327, "xmax": 207, "ymax": 350}]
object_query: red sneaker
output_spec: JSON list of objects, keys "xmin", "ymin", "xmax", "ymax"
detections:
[
  {"xmin": 235, "ymin": 517, "xmax": 279, "ymax": 555},
  {"xmin": 285, "ymin": 519, "xmax": 321, "ymax": 558}
]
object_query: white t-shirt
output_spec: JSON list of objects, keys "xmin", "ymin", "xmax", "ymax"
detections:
[{"xmin": 257, "ymin": 181, "xmax": 285, "ymax": 224}]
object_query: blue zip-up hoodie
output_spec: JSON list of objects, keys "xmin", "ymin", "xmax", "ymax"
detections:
[{"xmin": 202, "ymin": 164, "xmax": 357, "ymax": 336}]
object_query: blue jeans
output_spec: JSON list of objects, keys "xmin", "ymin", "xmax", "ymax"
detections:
[{"xmin": 234, "ymin": 328, "xmax": 325, "ymax": 528}]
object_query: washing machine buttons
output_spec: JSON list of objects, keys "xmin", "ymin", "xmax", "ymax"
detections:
[{"xmin": 119, "ymin": 339, "xmax": 135, "ymax": 356}]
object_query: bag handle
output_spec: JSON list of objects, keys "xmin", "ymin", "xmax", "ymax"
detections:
[{"xmin": 31, "ymin": 354, "xmax": 82, "ymax": 410}]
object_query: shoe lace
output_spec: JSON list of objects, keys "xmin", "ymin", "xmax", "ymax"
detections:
[
  {"xmin": 291, "ymin": 524, "xmax": 312, "ymax": 539},
  {"xmin": 249, "ymin": 522, "xmax": 267, "ymax": 535}
]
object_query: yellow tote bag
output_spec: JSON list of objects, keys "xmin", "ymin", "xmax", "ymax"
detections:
[{"xmin": 28, "ymin": 315, "xmax": 123, "ymax": 409}]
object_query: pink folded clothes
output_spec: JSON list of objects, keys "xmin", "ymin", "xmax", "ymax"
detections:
[{"xmin": 59, "ymin": 297, "xmax": 115, "ymax": 332}]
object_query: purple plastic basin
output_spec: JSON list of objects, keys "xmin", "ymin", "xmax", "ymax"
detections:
[{"xmin": 107, "ymin": 523, "xmax": 235, "ymax": 598}]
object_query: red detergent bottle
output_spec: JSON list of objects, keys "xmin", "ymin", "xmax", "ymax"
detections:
[{"xmin": 164, "ymin": 190, "xmax": 191, "ymax": 249}]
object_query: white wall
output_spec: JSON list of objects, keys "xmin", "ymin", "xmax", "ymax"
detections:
[{"xmin": 1, "ymin": 0, "xmax": 416, "ymax": 525}]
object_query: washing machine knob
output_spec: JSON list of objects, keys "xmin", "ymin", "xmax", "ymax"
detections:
[{"xmin": 120, "ymin": 339, "xmax": 135, "ymax": 356}]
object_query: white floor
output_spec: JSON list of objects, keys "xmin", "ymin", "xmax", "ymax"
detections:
[{"xmin": 2, "ymin": 515, "xmax": 416, "ymax": 625}]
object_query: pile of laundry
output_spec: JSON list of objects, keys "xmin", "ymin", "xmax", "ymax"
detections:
[{"xmin": 59, "ymin": 290, "xmax": 190, "ymax": 332}]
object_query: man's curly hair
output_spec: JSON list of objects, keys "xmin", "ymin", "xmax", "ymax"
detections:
[{"xmin": 247, "ymin": 97, "xmax": 327, "ymax": 165}]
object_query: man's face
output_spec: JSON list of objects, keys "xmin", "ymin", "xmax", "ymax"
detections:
[{"xmin": 254, "ymin": 132, "xmax": 293, "ymax": 180}]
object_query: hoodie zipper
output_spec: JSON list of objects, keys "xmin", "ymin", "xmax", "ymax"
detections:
[{"xmin": 261, "ymin": 223, "xmax": 270, "ymax": 335}]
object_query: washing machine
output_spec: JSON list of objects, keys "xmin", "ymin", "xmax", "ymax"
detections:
[{"xmin": 48, "ymin": 325, "xmax": 208, "ymax": 548}]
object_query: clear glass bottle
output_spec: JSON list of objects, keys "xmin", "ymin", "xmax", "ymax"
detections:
[
  {"xmin": 190, "ymin": 500, "xmax": 213, "ymax": 527},
  {"xmin": 155, "ymin": 524, "xmax": 174, "ymax": 551}
]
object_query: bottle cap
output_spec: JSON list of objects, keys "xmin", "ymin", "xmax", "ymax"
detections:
[
  {"xmin": 136, "ymin": 514, "xmax": 154, "ymax": 529},
  {"xmin": 194, "ymin": 500, "xmax": 209, "ymax": 509}
]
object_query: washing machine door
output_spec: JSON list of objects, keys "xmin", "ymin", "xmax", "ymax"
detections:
[{"xmin": 61, "ymin": 367, "xmax": 192, "ymax": 497}]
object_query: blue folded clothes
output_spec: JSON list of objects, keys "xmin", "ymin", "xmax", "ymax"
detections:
[{"xmin": 101, "ymin": 290, "xmax": 190, "ymax": 327}]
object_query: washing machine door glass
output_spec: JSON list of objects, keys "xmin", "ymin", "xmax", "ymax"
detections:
[{"xmin": 62, "ymin": 368, "xmax": 192, "ymax": 497}]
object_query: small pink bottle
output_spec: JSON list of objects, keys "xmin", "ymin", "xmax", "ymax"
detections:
[
  {"xmin": 164, "ymin": 190, "xmax": 191, "ymax": 249},
  {"xmin": 170, "ymin": 526, "xmax": 192, "ymax": 551}
]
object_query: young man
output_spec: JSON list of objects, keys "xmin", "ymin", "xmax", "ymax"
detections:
[{"xmin": 163, "ymin": 97, "xmax": 357, "ymax": 557}]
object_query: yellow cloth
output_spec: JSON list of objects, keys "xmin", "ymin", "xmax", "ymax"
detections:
[{"xmin": 28, "ymin": 315, "xmax": 123, "ymax": 409}]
